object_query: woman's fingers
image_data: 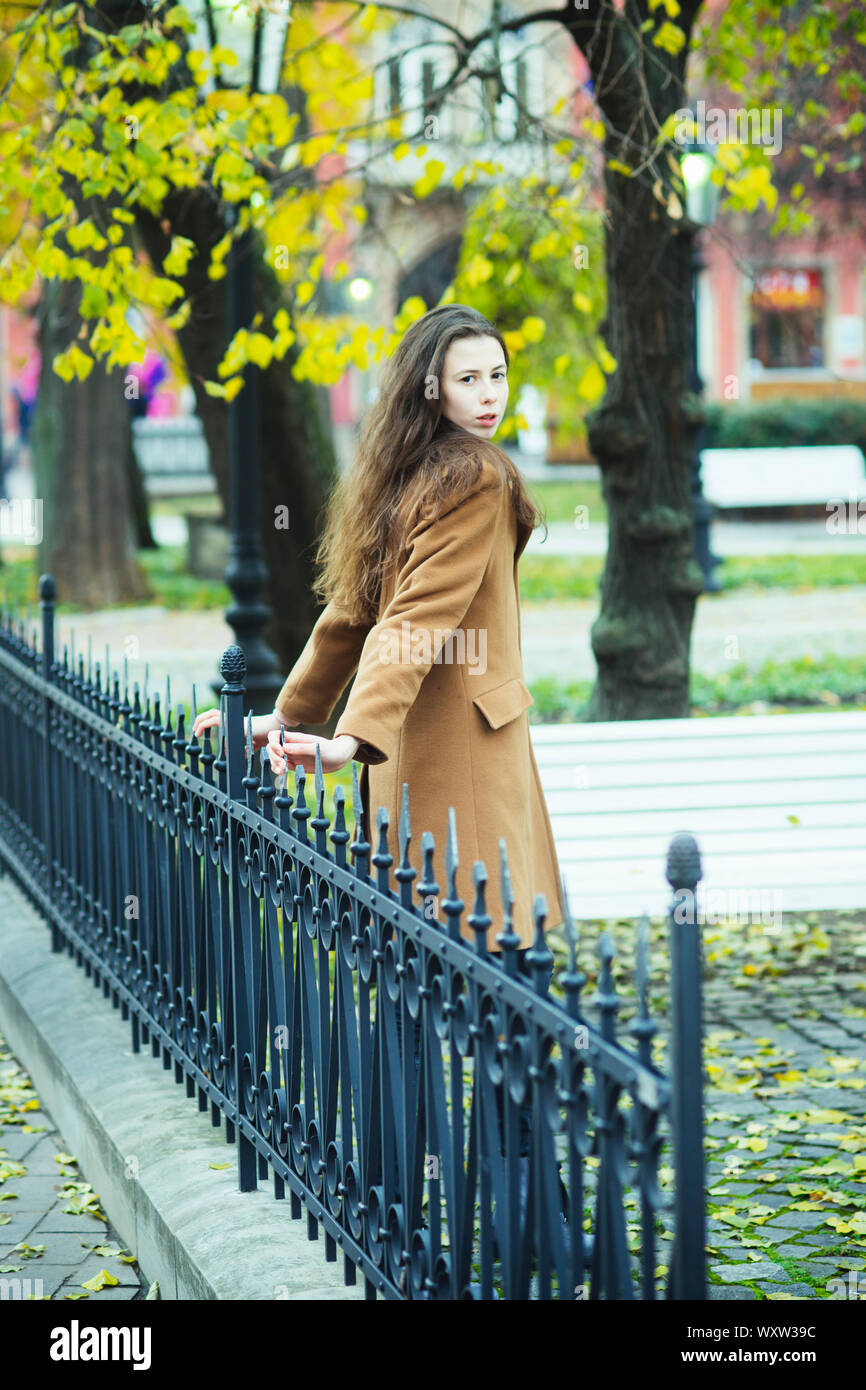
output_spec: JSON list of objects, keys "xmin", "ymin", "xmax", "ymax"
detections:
[
  {"xmin": 192, "ymin": 708, "xmax": 221, "ymax": 739},
  {"xmin": 267, "ymin": 730, "xmax": 329, "ymax": 776}
]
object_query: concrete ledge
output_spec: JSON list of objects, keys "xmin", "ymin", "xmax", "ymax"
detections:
[{"xmin": 0, "ymin": 871, "xmax": 363, "ymax": 1301}]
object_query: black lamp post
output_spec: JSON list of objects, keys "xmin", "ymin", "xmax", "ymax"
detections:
[
  {"xmin": 189, "ymin": 1, "xmax": 291, "ymax": 707},
  {"xmin": 681, "ymin": 137, "xmax": 723, "ymax": 593}
]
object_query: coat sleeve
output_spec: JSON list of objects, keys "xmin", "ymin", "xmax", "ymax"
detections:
[
  {"xmin": 273, "ymin": 599, "xmax": 374, "ymax": 727},
  {"xmin": 334, "ymin": 463, "xmax": 506, "ymax": 765}
]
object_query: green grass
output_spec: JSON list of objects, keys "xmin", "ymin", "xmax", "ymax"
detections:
[
  {"xmin": 518, "ymin": 551, "xmax": 866, "ymax": 602},
  {"xmin": 137, "ymin": 547, "xmax": 230, "ymax": 611},
  {"xmin": 524, "ymin": 479, "xmax": 606, "ymax": 525},
  {"xmin": 529, "ymin": 655, "xmax": 866, "ymax": 722},
  {"xmin": 149, "ymin": 493, "xmax": 224, "ymax": 519}
]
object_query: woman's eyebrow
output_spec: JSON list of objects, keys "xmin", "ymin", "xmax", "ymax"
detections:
[{"xmin": 454, "ymin": 363, "xmax": 507, "ymax": 374}]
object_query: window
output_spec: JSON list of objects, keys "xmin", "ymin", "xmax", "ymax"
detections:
[{"xmin": 749, "ymin": 268, "xmax": 825, "ymax": 368}]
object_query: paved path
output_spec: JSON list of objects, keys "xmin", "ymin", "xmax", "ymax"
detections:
[
  {"xmin": 146, "ymin": 511, "xmax": 866, "ymax": 559},
  {"xmin": 0, "ymin": 1030, "xmax": 150, "ymax": 1301},
  {"xmin": 520, "ymin": 587, "xmax": 866, "ymax": 682},
  {"xmin": 45, "ymin": 582, "xmax": 865, "ymax": 706},
  {"xmin": 7, "ymin": 453, "xmax": 861, "ymax": 696}
]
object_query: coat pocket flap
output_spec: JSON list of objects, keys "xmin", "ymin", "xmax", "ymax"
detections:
[{"xmin": 472, "ymin": 676, "xmax": 534, "ymax": 730}]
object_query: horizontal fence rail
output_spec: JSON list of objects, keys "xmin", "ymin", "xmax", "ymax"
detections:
[{"xmin": 0, "ymin": 576, "xmax": 707, "ymax": 1300}]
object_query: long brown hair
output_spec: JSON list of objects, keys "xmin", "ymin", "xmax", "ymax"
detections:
[{"xmin": 312, "ymin": 304, "xmax": 546, "ymax": 626}]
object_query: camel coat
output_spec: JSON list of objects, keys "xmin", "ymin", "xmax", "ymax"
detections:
[{"xmin": 274, "ymin": 453, "xmax": 565, "ymax": 950}]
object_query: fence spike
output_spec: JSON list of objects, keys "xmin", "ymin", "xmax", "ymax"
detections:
[
  {"xmin": 217, "ymin": 692, "xmax": 225, "ymax": 760},
  {"xmin": 292, "ymin": 762, "xmax": 311, "ymax": 840},
  {"xmin": 442, "ymin": 807, "xmax": 463, "ymax": 941},
  {"xmin": 350, "ymin": 759, "xmax": 364, "ymax": 835},
  {"xmin": 562, "ymin": 871, "xmax": 578, "ymax": 971},
  {"xmin": 373, "ymin": 805, "xmax": 392, "ymax": 887},
  {"xmin": 596, "ymin": 930, "xmax": 620, "ymax": 1044},
  {"xmin": 444, "ymin": 805, "xmax": 458, "ymax": 886},
  {"xmin": 418, "ymin": 830, "xmax": 440, "ymax": 928},
  {"xmin": 526, "ymin": 893, "xmax": 552, "ymax": 993},
  {"xmin": 559, "ymin": 871, "xmax": 586, "ymax": 1019},
  {"xmin": 275, "ymin": 724, "xmax": 287, "ymax": 792},
  {"xmin": 314, "ymin": 738, "xmax": 324, "ymax": 804},
  {"xmin": 331, "ymin": 784, "xmax": 349, "ymax": 866},
  {"xmin": 393, "ymin": 784, "xmax": 415, "ymax": 907},
  {"xmin": 469, "ymin": 861, "xmax": 491, "ymax": 956},
  {"xmin": 397, "ymin": 782, "xmax": 411, "ymax": 867},
  {"xmin": 495, "ymin": 837, "xmax": 520, "ymax": 963},
  {"xmin": 636, "ymin": 912, "xmax": 651, "ymax": 1021}
]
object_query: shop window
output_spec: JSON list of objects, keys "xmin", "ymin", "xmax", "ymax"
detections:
[{"xmin": 749, "ymin": 268, "xmax": 825, "ymax": 368}]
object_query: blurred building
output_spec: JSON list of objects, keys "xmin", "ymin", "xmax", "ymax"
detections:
[{"xmin": 329, "ymin": 0, "xmax": 592, "ymax": 468}]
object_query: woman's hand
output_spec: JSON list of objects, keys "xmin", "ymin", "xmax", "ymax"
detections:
[
  {"xmin": 267, "ymin": 730, "xmax": 360, "ymax": 777},
  {"xmin": 192, "ymin": 709, "xmax": 279, "ymax": 750}
]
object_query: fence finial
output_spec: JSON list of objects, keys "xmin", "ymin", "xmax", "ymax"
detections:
[
  {"xmin": 350, "ymin": 760, "xmax": 364, "ymax": 836},
  {"xmin": 469, "ymin": 861, "xmax": 491, "ymax": 956},
  {"xmin": 526, "ymin": 893, "xmax": 552, "ymax": 993},
  {"xmin": 666, "ymin": 832, "xmax": 701, "ymax": 890},
  {"xmin": 396, "ymin": 781, "xmax": 410, "ymax": 860},
  {"xmin": 636, "ymin": 912, "xmax": 651, "ymax": 1021},
  {"xmin": 314, "ymin": 738, "xmax": 324, "ymax": 804},
  {"xmin": 418, "ymin": 830, "xmax": 439, "ymax": 928},
  {"xmin": 495, "ymin": 838, "xmax": 520, "ymax": 964}
]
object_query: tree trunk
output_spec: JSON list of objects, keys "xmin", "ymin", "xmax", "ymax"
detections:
[
  {"xmin": 127, "ymin": 426, "xmax": 156, "ymax": 550},
  {"xmin": 561, "ymin": 3, "xmax": 706, "ymax": 721},
  {"xmin": 133, "ymin": 194, "xmax": 343, "ymax": 719},
  {"xmin": 32, "ymin": 278, "xmax": 152, "ymax": 608}
]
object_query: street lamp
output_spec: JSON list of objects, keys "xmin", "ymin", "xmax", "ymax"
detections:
[
  {"xmin": 186, "ymin": 1, "xmax": 292, "ymax": 707},
  {"xmin": 347, "ymin": 275, "xmax": 374, "ymax": 303},
  {"xmin": 681, "ymin": 132, "xmax": 722, "ymax": 593}
]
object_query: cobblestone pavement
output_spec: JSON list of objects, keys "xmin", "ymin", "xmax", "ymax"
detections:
[
  {"xmin": 0, "ymin": 1031, "xmax": 150, "ymax": 1302},
  {"xmin": 556, "ymin": 911, "xmax": 866, "ymax": 1301},
  {"xmin": 695, "ymin": 962, "xmax": 866, "ymax": 1301}
]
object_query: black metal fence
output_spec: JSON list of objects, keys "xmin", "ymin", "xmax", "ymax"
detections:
[{"xmin": 0, "ymin": 575, "xmax": 707, "ymax": 1300}]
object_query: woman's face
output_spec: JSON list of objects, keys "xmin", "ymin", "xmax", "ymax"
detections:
[{"xmin": 439, "ymin": 335, "xmax": 508, "ymax": 439}]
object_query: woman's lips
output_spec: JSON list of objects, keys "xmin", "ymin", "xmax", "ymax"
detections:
[{"xmin": 476, "ymin": 414, "xmax": 497, "ymax": 423}]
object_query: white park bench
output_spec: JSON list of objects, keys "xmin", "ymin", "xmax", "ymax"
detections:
[
  {"xmin": 700, "ymin": 444, "xmax": 866, "ymax": 509},
  {"xmin": 133, "ymin": 416, "xmax": 214, "ymax": 497},
  {"xmin": 529, "ymin": 710, "xmax": 866, "ymax": 921}
]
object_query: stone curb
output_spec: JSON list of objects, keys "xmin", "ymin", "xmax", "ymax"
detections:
[{"xmin": 0, "ymin": 873, "xmax": 363, "ymax": 1301}]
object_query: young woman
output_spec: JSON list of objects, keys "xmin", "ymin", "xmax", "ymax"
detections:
[{"xmin": 193, "ymin": 303, "xmax": 565, "ymax": 949}]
